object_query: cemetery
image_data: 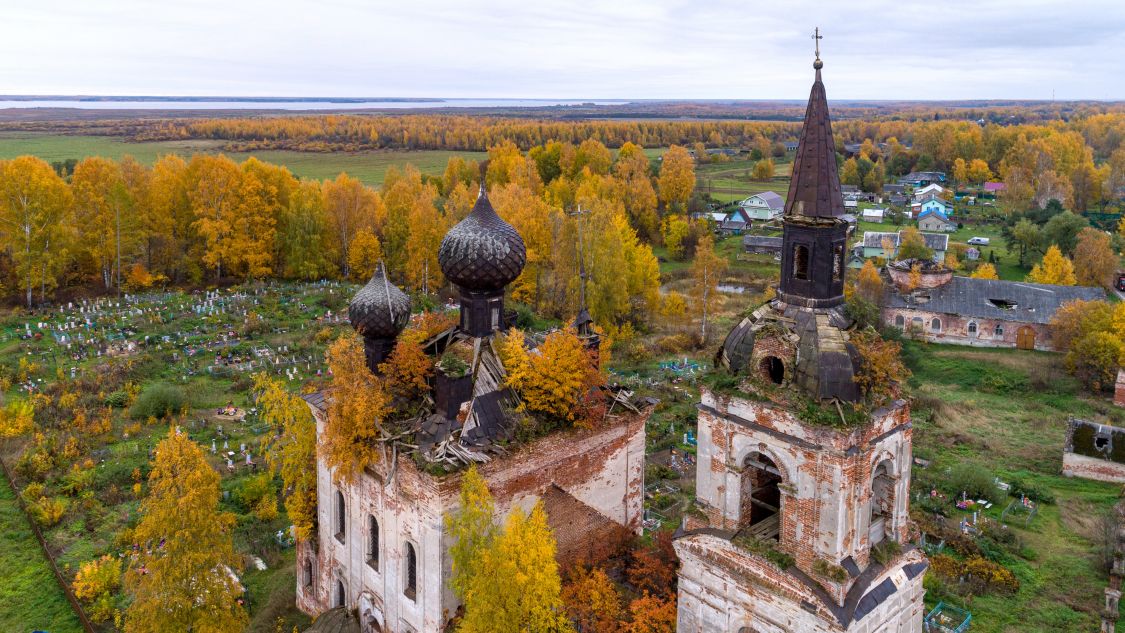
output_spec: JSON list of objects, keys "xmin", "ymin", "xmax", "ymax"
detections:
[{"xmin": 0, "ymin": 281, "xmax": 360, "ymax": 632}]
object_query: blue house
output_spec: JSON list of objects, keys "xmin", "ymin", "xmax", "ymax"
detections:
[{"xmin": 912, "ymin": 195, "xmax": 953, "ymax": 218}]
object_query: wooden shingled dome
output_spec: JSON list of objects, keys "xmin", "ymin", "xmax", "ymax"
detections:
[
  {"xmin": 438, "ymin": 187, "xmax": 526, "ymax": 292},
  {"xmin": 348, "ymin": 263, "xmax": 411, "ymax": 339}
]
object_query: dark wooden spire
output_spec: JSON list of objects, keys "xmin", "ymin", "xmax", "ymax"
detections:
[{"xmin": 784, "ymin": 66, "xmax": 844, "ymax": 219}]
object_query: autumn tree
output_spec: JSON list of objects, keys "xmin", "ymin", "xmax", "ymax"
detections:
[
  {"xmin": 1007, "ymin": 218, "xmax": 1043, "ymax": 268},
  {"xmin": 325, "ymin": 173, "xmax": 382, "ymax": 278},
  {"xmin": 840, "ymin": 157, "xmax": 860, "ymax": 186},
  {"xmin": 499, "ymin": 328, "xmax": 599, "ymax": 426},
  {"xmin": 1051, "ymin": 299, "xmax": 1113, "ymax": 351},
  {"xmin": 752, "ymin": 158, "xmax": 774, "ymax": 181},
  {"xmin": 967, "ymin": 158, "xmax": 993, "ymax": 184},
  {"xmin": 0, "ymin": 156, "xmax": 74, "ymax": 306},
  {"xmin": 952, "ymin": 158, "xmax": 968, "ymax": 184},
  {"xmin": 626, "ymin": 593, "xmax": 677, "ymax": 633},
  {"xmin": 691, "ymin": 235, "xmax": 728, "ymax": 343},
  {"xmin": 72, "ymin": 156, "xmax": 136, "ymax": 291},
  {"xmin": 855, "ymin": 260, "xmax": 884, "ymax": 304},
  {"xmin": 970, "ymin": 262, "xmax": 999, "ymax": 279},
  {"xmin": 322, "ymin": 334, "xmax": 392, "ymax": 483},
  {"xmin": 1027, "ymin": 245, "xmax": 1077, "ymax": 285},
  {"xmin": 445, "ymin": 466, "xmax": 497, "ymax": 599},
  {"xmin": 0, "ymin": 398, "xmax": 35, "ymax": 438},
  {"xmin": 852, "ymin": 330, "xmax": 910, "ymax": 407},
  {"xmin": 626, "ymin": 530, "xmax": 678, "ymax": 599},
  {"xmin": 378, "ymin": 336, "xmax": 434, "ymax": 407},
  {"xmin": 253, "ymin": 374, "xmax": 317, "ymax": 540},
  {"xmin": 1066, "ymin": 331, "xmax": 1125, "ymax": 392},
  {"xmin": 459, "ymin": 502, "xmax": 572, "ymax": 633},
  {"xmin": 658, "ymin": 145, "xmax": 694, "ymax": 212},
  {"xmin": 1073, "ymin": 227, "xmax": 1116, "ymax": 288},
  {"xmin": 662, "ymin": 215, "xmax": 691, "ymax": 260},
  {"xmin": 347, "ymin": 227, "xmax": 384, "ymax": 282},
  {"xmin": 186, "ymin": 155, "xmax": 276, "ymax": 280},
  {"xmin": 562, "ymin": 567, "xmax": 623, "ymax": 633},
  {"xmin": 145, "ymin": 155, "xmax": 193, "ymax": 282},
  {"xmin": 279, "ymin": 180, "xmax": 335, "ymax": 280},
  {"xmin": 74, "ymin": 555, "xmax": 122, "ymax": 623},
  {"xmin": 896, "ymin": 227, "xmax": 933, "ymax": 261},
  {"xmin": 124, "ymin": 428, "xmax": 246, "ymax": 633}
]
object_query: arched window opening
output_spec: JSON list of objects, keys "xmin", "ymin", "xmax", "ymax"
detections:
[
  {"xmin": 794, "ymin": 245, "xmax": 809, "ymax": 280},
  {"xmin": 367, "ymin": 515, "xmax": 379, "ymax": 570},
  {"xmin": 336, "ymin": 580, "xmax": 346, "ymax": 608},
  {"xmin": 930, "ymin": 318, "xmax": 941, "ymax": 332},
  {"xmin": 894, "ymin": 315, "xmax": 905, "ymax": 329},
  {"xmin": 832, "ymin": 243, "xmax": 844, "ymax": 281},
  {"xmin": 739, "ymin": 452, "xmax": 782, "ymax": 541},
  {"xmin": 303, "ymin": 560, "xmax": 313, "ymax": 590},
  {"xmin": 870, "ymin": 460, "xmax": 895, "ymax": 546},
  {"xmin": 994, "ymin": 324, "xmax": 1004, "ymax": 337},
  {"xmin": 759, "ymin": 356, "xmax": 784, "ymax": 385},
  {"xmin": 967, "ymin": 321, "xmax": 978, "ymax": 336},
  {"xmin": 335, "ymin": 490, "xmax": 346, "ymax": 544},
  {"xmin": 404, "ymin": 543, "xmax": 418, "ymax": 601}
]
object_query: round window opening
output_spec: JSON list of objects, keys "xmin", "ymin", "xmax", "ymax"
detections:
[{"xmin": 760, "ymin": 356, "xmax": 784, "ymax": 384}]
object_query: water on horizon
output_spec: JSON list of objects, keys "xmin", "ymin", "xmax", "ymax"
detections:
[{"xmin": 0, "ymin": 98, "xmax": 630, "ymax": 110}]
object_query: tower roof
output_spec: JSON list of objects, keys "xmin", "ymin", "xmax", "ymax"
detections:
[
  {"xmin": 348, "ymin": 263, "xmax": 411, "ymax": 339},
  {"xmin": 784, "ymin": 64, "xmax": 845, "ymax": 219},
  {"xmin": 438, "ymin": 185, "xmax": 526, "ymax": 292}
]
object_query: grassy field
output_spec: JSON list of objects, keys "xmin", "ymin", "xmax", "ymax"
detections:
[
  {"xmin": 903, "ymin": 342, "xmax": 1121, "ymax": 631},
  {"xmin": 0, "ymin": 132, "xmax": 486, "ymax": 186},
  {"xmin": 696, "ymin": 155, "xmax": 793, "ymax": 203},
  {"xmin": 0, "ymin": 466, "xmax": 84, "ymax": 633}
]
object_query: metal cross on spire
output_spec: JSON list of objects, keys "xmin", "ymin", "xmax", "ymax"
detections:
[{"xmin": 812, "ymin": 27, "xmax": 822, "ymax": 60}]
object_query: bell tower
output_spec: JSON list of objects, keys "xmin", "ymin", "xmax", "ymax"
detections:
[{"xmin": 778, "ymin": 37, "xmax": 848, "ymax": 309}]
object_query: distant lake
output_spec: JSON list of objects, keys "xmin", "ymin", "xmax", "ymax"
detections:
[{"xmin": 0, "ymin": 98, "xmax": 630, "ymax": 110}]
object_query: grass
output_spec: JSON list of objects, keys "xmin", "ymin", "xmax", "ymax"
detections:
[
  {"xmin": 0, "ymin": 131, "xmax": 486, "ymax": 186},
  {"xmin": 0, "ymin": 465, "xmax": 84, "ymax": 633},
  {"xmin": 903, "ymin": 341, "xmax": 1121, "ymax": 631}
]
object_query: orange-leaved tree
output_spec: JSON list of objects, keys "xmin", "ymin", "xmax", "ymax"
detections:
[
  {"xmin": 124, "ymin": 428, "xmax": 245, "ymax": 633},
  {"xmin": 499, "ymin": 328, "xmax": 601, "ymax": 427},
  {"xmin": 562, "ymin": 566, "xmax": 623, "ymax": 633},
  {"xmin": 1027, "ymin": 245, "xmax": 1077, "ymax": 286},
  {"xmin": 253, "ymin": 373, "xmax": 317, "ymax": 540},
  {"xmin": 323, "ymin": 334, "xmax": 392, "ymax": 483},
  {"xmin": 851, "ymin": 330, "xmax": 911, "ymax": 407}
]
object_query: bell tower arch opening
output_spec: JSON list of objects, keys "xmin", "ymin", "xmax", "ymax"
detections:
[
  {"xmin": 869, "ymin": 460, "xmax": 895, "ymax": 546},
  {"xmin": 739, "ymin": 451, "xmax": 783, "ymax": 540}
]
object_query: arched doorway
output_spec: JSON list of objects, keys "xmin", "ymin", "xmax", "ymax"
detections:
[
  {"xmin": 359, "ymin": 593, "xmax": 384, "ymax": 633},
  {"xmin": 869, "ymin": 460, "xmax": 895, "ymax": 546},
  {"xmin": 739, "ymin": 452, "xmax": 783, "ymax": 540},
  {"xmin": 1016, "ymin": 326, "xmax": 1036, "ymax": 350}
]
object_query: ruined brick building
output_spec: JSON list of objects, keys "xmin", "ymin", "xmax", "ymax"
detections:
[
  {"xmin": 674, "ymin": 49, "xmax": 928, "ymax": 633},
  {"xmin": 297, "ymin": 187, "xmax": 649, "ymax": 632}
]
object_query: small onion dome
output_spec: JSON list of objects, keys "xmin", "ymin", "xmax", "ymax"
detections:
[
  {"xmin": 438, "ymin": 187, "xmax": 526, "ymax": 292},
  {"xmin": 348, "ymin": 264, "xmax": 411, "ymax": 338}
]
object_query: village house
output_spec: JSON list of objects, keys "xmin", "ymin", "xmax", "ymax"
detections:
[
  {"xmin": 739, "ymin": 191, "xmax": 785, "ymax": 221},
  {"xmin": 718, "ymin": 207, "xmax": 752, "ymax": 235},
  {"xmin": 898, "ymin": 171, "xmax": 946, "ymax": 187},
  {"xmin": 675, "ymin": 53, "xmax": 926, "ymax": 633},
  {"xmin": 912, "ymin": 183, "xmax": 944, "ymax": 200},
  {"xmin": 982, "ymin": 181, "xmax": 1006, "ymax": 196},
  {"xmin": 881, "ymin": 264, "xmax": 1104, "ymax": 351},
  {"xmin": 742, "ymin": 234, "xmax": 783, "ymax": 256},
  {"xmin": 861, "ymin": 231, "xmax": 948, "ymax": 263},
  {"xmin": 916, "ymin": 208, "xmax": 956, "ymax": 232},
  {"xmin": 297, "ymin": 186, "xmax": 650, "ymax": 633},
  {"xmin": 910, "ymin": 194, "xmax": 952, "ymax": 218},
  {"xmin": 862, "ymin": 207, "xmax": 886, "ymax": 223}
]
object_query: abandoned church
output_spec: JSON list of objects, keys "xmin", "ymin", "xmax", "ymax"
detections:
[
  {"xmin": 297, "ymin": 186, "xmax": 650, "ymax": 632},
  {"xmin": 672, "ymin": 51, "xmax": 928, "ymax": 633}
]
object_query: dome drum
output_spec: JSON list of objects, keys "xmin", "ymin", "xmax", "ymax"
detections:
[{"xmin": 348, "ymin": 264, "xmax": 412, "ymax": 373}]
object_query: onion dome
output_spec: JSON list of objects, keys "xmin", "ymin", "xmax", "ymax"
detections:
[
  {"xmin": 348, "ymin": 264, "xmax": 411, "ymax": 338},
  {"xmin": 438, "ymin": 186, "xmax": 526, "ymax": 292}
]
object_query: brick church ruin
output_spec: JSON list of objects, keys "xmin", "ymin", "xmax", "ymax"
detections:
[
  {"xmin": 673, "ymin": 47, "xmax": 928, "ymax": 633},
  {"xmin": 297, "ymin": 185, "xmax": 650, "ymax": 632}
]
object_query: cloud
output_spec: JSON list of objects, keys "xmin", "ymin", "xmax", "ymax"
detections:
[{"xmin": 2, "ymin": 0, "xmax": 1123, "ymax": 99}]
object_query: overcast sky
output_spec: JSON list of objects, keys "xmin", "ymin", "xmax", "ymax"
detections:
[{"xmin": 4, "ymin": 0, "xmax": 1124, "ymax": 100}]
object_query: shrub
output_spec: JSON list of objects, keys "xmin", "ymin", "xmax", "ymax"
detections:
[
  {"xmin": 130, "ymin": 383, "xmax": 187, "ymax": 419},
  {"xmin": 1006, "ymin": 476, "xmax": 1056, "ymax": 504},
  {"xmin": 944, "ymin": 462, "xmax": 1001, "ymax": 505},
  {"xmin": 872, "ymin": 539, "xmax": 902, "ymax": 566},
  {"xmin": 103, "ymin": 390, "xmax": 129, "ymax": 408},
  {"xmin": 73, "ymin": 555, "xmax": 121, "ymax": 623},
  {"xmin": 813, "ymin": 558, "xmax": 848, "ymax": 583}
]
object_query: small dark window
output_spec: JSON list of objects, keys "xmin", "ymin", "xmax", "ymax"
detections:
[
  {"xmin": 368, "ymin": 515, "xmax": 380, "ymax": 569},
  {"xmin": 930, "ymin": 318, "xmax": 941, "ymax": 332},
  {"xmin": 832, "ymin": 243, "xmax": 844, "ymax": 281},
  {"xmin": 336, "ymin": 580, "xmax": 345, "ymax": 608},
  {"xmin": 335, "ymin": 491, "xmax": 346, "ymax": 544},
  {"xmin": 794, "ymin": 245, "xmax": 809, "ymax": 280},
  {"xmin": 404, "ymin": 543, "xmax": 418, "ymax": 600},
  {"xmin": 968, "ymin": 321, "xmax": 978, "ymax": 335},
  {"xmin": 994, "ymin": 324, "xmax": 1004, "ymax": 336},
  {"xmin": 894, "ymin": 315, "xmax": 905, "ymax": 328},
  {"xmin": 303, "ymin": 560, "xmax": 313, "ymax": 590}
]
